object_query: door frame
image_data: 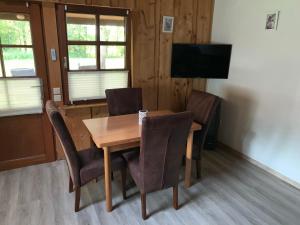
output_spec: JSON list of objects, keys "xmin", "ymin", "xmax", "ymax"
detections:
[{"xmin": 0, "ymin": 1, "xmax": 55, "ymax": 171}]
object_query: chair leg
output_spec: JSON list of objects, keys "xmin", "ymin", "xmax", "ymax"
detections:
[
  {"xmin": 141, "ymin": 193, "xmax": 147, "ymax": 220},
  {"xmin": 196, "ymin": 159, "xmax": 201, "ymax": 179},
  {"xmin": 69, "ymin": 176, "xmax": 73, "ymax": 193},
  {"xmin": 111, "ymin": 172, "xmax": 114, "ymax": 181},
  {"xmin": 173, "ymin": 185, "xmax": 179, "ymax": 210},
  {"xmin": 75, "ymin": 187, "xmax": 81, "ymax": 212},
  {"xmin": 121, "ymin": 169, "xmax": 127, "ymax": 200}
]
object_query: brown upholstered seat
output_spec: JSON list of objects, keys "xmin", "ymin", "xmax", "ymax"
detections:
[
  {"xmin": 123, "ymin": 112, "xmax": 193, "ymax": 219},
  {"xmin": 105, "ymin": 88, "xmax": 143, "ymax": 116},
  {"xmin": 186, "ymin": 90, "xmax": 221, "ymax": 178},
  {"xmin": 46, "ymin": 100, "xmax": 126, "ymax": 212}
]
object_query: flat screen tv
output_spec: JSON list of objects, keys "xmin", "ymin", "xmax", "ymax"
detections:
[{"xmin": 171, "ymin": 44, "xmax": 232, "ymax": 78}]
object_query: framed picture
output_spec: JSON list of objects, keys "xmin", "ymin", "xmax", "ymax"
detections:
[
  {"xmin": 265, "ymin": 11, "xmax": 280, "ymax": 30},
  {"xmin": 162, "ymin": 16, "xmax": 174, "ymax": 33}
]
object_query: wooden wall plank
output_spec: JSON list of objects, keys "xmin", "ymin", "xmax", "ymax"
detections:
[
  {"xmin": 91, "ymin": 0, "xmax": 110, "ymax": 6},
  {"xmin": 132, "ymin": 0, "xmax": 158, "ymax": 110},
  {"xmin": 157, "ymin": 0, "xmax": 173, "ymax": 110},
  {"xmin": 62, "ymin": 108, "xmax": 92, "ymax": 150},
  {"xmin": 192, "ymin": 0, "xmax": 214, "ymax": 91},
  {"xmin": 42, "ymin": 3, "xmax": 65, "ymax": 159},
  {"xmin": 171, "ymin": 0, "xmax": 194, "ymax": 111}
]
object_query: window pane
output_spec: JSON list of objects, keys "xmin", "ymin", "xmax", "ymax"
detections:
[
  {"xmin": 68, "ymin": 71, "xmax": 128, "ymax": 101},
  {"xmin": 100, "ymin": 15, "xmax": 125, "ymax": 42},
  {"xmin": 100, "ymin": 46, "xmax": 125, "ymax": 69},
  {"xmin": 2, "ymin": 48, "xmax": 36, "ymax": 77},
  {"xmin": 67, "ymin": 13, "xmax": 96, "ymax": 41},
  {"xmin": 0, "ymin": 78, "xmax": 43, "ymax": 117},
  {"xmin": 0, "ymin": 13, "xmax": 32, "ymax": 45},
  {"xmin": 68, "ymin": 45, "xmax": 96, "ymax": 70}
]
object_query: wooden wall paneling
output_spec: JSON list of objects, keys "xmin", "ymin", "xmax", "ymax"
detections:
[
  {"xmin": 42, "ymin": 2, "xmax": 65, "ymax": 159},
  {"xmin": 61, "ymin": 108, "xmax": 92, "ymax": 150},
  {"xmin": 132, "ymin": 0, "xmax": 158, "ymax": 110},
  {"xmin": 91, "ymin": 106, "xmax": 108, "ymax": 118},
  {"xmin": 192, "ymin": 0, "xmax": 214, "ymax": 91},
  {"xmin": 171, "ymin": 0, "xmax": 194, "ymax": 111},
  {"xmin": 91, "ymin": 0, "xmax": 111, "ymax": 6},
  {"xmin": 157, "ymin": 0, "xmax": 173, "ymax": 110}
]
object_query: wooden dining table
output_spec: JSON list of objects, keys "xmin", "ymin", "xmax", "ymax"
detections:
[{"xmin": 83, "ymin": 110, "xmax": 201, "ymax": 212}]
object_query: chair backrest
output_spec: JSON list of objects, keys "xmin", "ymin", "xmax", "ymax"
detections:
[
  {"xmin": 46, "ymin": 101, "xmax": 81, "ymax": 187},
  {"xmin": 186, "ymin": 90, "xmax": 221, "ymax": 127},
  {"xmin": 139, "ymin": 112, "xmax": 193, "ymax": 193},
  {"xmin": 186, "ymin": 90, "xmax": 221, "ymax": 149},
  {"xmin": 105, "ymin": 88, "xmax": 143, "ymax": 116}
]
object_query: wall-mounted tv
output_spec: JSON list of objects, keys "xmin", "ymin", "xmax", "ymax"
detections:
[{"xmin": 171, "ymin": 44, "xmax": 232, "ymax": 78}]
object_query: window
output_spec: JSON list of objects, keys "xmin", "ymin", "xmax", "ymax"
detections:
[
  {"xmin": 56, "ymin": 5, "xmax": 131, "ymax": 104},
  {"xmin": 0, "ymin": 12, "xmax": 43, "ymax": 117}
]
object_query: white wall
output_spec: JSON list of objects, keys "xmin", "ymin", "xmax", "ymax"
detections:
[{"xmin": 208, "ymin": 0, "xmax": 300, "ymax": 184}]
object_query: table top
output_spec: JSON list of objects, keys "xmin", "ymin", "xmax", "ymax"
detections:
[{"xmin": 83, "ymin": 110, "xmax": 201, "ymax": 148}]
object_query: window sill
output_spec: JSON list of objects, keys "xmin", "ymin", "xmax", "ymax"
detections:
[{"xmin": 62, "ymin": 102, "xmax": 107, "ymax": 110}]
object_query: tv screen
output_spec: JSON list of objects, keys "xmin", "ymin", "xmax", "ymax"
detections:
[{"xmin": 171, "ymin": 44, "xmax": 232, "ymax": 78}]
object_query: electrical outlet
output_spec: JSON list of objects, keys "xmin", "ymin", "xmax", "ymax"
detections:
[
  {"xmin": 53, "ymin": 94, "xmax": 62, "ymax": 102},
  {"xmin": 53, "ymin": 87, "xmax": 61, "ymax": 95}
]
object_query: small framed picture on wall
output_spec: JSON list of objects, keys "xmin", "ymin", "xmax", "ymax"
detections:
[
  {"xmin": 162, "ymin": 16, "xmax": 174, "ymax": 33},
  {"xmin": 265, "ymin": 11, "xmax": 280, "ymax": 30}
]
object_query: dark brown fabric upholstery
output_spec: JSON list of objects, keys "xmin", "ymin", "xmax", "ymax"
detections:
[
  {"xmin": 79, "ymin": 149, "xmax": 125, "ymax": 185},
  {"xmin": 186, "ymin": 90, "xmax": 221, "ymax": 159},
  {"xmin": 124, "ymin": 112, "xmax": 193, "ymax": 194},
  {"xmin": 46, "ymin": 101, "xmax": 125, "ymax": 187},
  {"xmin": 46, "ymin": 101, "xmax": 81, "ymax": 187},
  {"xmin": 105, "ymin": 88, "xmax": 143, "ymax": 116}
]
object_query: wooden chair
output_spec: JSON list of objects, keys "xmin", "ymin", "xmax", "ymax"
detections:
[
  {"xmin": 46, "ymin": 101, "xmax": 126, "ymax": 212},
  {"xmin": 105, "ymin": 88, "xmax": 143, "ymax": 116},
  {"xmin": 123, "ymin": 112, "xmax": 193, "ymax": 219},
  {"xmin": 186, "ymin": 90, "xmax": 221, "ymax": 178}
]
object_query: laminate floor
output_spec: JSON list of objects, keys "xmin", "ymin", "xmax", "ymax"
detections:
[{"xmin": 1, "ymin": 149, "xmax": 300, "ymax": 225}]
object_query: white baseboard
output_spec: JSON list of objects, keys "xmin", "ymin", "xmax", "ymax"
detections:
[{"xmin": 218, "ymin": 142, "xmax": 300, "ymax": 190}]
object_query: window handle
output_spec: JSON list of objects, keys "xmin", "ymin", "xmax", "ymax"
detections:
[{"xmin": 63, "ymin": 56, "xmax": 68, "ymax": 69}]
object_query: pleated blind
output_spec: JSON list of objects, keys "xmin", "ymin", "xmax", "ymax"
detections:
[
  {"xmin": 0, "ymin": 78, "xmax": 43, "ymax": 117},
  {"xmin": 68, "ymin": 71, "xmax": 128, "ymax": 102}
]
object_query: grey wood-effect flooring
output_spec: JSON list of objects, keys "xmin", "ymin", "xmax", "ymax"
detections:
[{"xmin": 1, "ymin": 149, "xmax": 300, "ymax": 225}]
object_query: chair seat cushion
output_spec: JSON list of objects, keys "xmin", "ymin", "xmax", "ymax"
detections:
[
  {"xmin": 79, "ymin": 147, "xmax": 126, "ymax": 186},
  {"xmin": 123, "ymin": 151, "xmax": 142, "ymax": 189}
]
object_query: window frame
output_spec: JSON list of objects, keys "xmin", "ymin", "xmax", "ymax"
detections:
[
  {"xmin": 0, "ymin": 2, "xmax": 51, "ymax": 117},
  {"xmin": 56, "ymin": 4, "xmax": 132, "ymax": 105},
  {"xmin": 0, "ymin": 11, "xmax": 36, "ymax": 78}
]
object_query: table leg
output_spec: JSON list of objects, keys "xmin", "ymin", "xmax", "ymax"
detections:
[
  {"xmin": 103, "ymin": 146, "xmax": 112, "ymax": 212},
  {"xmin": 185, "ymin": 131, "xmax": 194, "ymax": 188}
]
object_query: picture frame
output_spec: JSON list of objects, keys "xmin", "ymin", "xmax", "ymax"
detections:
[
  {"xmin": 162, "ymin": 16, "xmax": 174, "ymax": 33},
  {"xmin": 265, "ymin": 11, "xmax": 280, "ymax": 30}
]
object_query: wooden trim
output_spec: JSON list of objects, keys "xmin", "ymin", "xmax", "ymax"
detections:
[
  {"xmin": 30, "ymin": 3, "xmax": 56, "ymax": 162},
  {"xmin": 218, "ymin": 142, "xmax": 300, "ymax": 190},
  {"xmin": 0, "ymin": 154, "xmax": 47, "ymax": 172},
  {"xmin": 0, "ymin": 45, "xmax": 5, "ymax": 77},
  {"xmin": 64, "ymin": 4, "xmax": 129, "ymax": 16},
  {"xmin": 96, "ymin": 12, "xmax": 100, "ymax": 70},
  {"xmin": 0, "ymin": 44, "xmax": 33, "ymax": 48},
  {"xmin": 69, "ymin": 98, "xmax": 107, "ymax": 105},
  {"xmin": 68, "ymin": 68, "xmax": 128, "ymax": 72},
  {"xmin": 0, "ymin": 1, "xmax": 30, "ymax": 13},
  {"xmin": 56, "ymin": 4, "xmax": 132, "ymax": 105},
  {"xmin": 67, "ymin": 41, "xmax": 126, "ymax": 46},
  {"xmin": 126, "ymin": 13, "xmax": 132, "ymax": 87},
  {"xmin": 62, "ymin": 102, "xmax": 107, "ymax": 110},
  {"xmin": 56, "ymin": 4, "xmax": 70, "ymax": 104}
]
